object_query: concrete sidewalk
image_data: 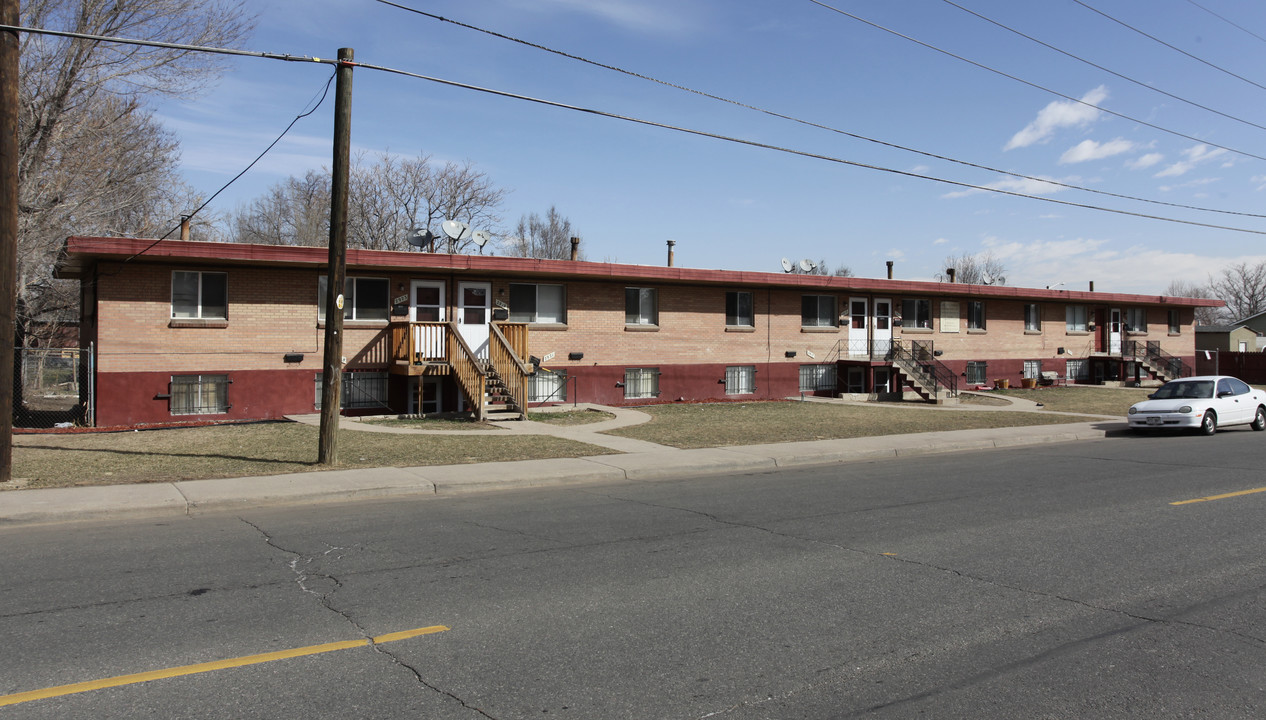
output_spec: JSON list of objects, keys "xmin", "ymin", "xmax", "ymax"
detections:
[{"xmin": 1, "ymin": 409, "xmax": 1126, "ymax": 525}]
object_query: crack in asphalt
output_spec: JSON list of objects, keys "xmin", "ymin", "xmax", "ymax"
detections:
[{"xmin": 237, "ymin": 518, "xmax": 498, "ymax": 719}]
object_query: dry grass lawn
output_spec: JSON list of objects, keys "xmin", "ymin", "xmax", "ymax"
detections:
[
  {"xmin": 606, "ymin": 400, "xmax": 1102, "ymax": 449},
  {"xmin": 12, "ymin": 391, "xmax": 1130, "ymax": 490},
  {"xmin": 12, "ymin": 422, "xmax": 613, "ymax": 490}
]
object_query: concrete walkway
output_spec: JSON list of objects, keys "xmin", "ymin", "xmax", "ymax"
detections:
[{"xmin": 2, "ymin": 396, "xmax": 1128, "ymax": 526}]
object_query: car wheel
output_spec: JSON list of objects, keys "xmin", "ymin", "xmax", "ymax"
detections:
[
  {"xmin": 1200, "ymin": 411, "xmax": 1217, "ymax": 436},
  {"xmin": 1253, "ymin": 407, "xmax": 1266, "ymax": 432}
]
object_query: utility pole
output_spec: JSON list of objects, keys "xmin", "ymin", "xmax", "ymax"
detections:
[
  {"xmin": 0, "ymin": 0, "xmax": 19, "ymax": 483},
  {"xmin": 317, "ymin": 48, "xmax": 354, "ymax": 465}
]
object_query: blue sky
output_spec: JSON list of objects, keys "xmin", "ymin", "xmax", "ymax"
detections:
[{"xmin": 153, "ymin": 0, "xmax": 1266, "ymax": 294}]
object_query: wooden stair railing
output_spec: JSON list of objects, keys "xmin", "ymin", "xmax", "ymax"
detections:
[{"xmin": 489, "ymin": 323, "xmax": 533, "ymax": 420}]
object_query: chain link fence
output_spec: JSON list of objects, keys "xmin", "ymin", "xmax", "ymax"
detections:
[{"xmin": 15, "ymin": 346, "xmax": 93, "ymax": 428}]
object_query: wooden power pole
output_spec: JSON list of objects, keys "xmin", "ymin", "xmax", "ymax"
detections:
[
  {"xmin": 317, "ymin": 48, "xmax": 354, "ymax": 466},
  {"xmin": 0, "ymin": 0, "xmax": 19, "ymax": 483}
]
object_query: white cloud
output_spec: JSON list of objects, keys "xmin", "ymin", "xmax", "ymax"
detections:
[
  {"xmin": 1127, "ymin": 152, "xmax": 1164, "ymax": 170},
  {"xmin": 942, "ymin": 175, "xmax": 1069, "ymax": 199},
  {"xmin": 1058, "ymin": 138, "xmax": 1134, "ymax": 164},
  {"xmin": 1005, "ymin": 85, "xmax": 1109, "ymax": 150},
  {"xmin": 1155, "ymin": 144, "xmax": 1228, "ymax": 178},
  {"xmin": 933, "ymin": 237, "xmax": 948, "ymax": 245}
]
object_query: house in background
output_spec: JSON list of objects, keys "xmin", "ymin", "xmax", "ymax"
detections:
[
  {"xmin": 1195, "ymin": 324, "xmax": 1261, "ymax": 353},
  {"xmin": 56, "ymin": 236, "xmax": 1222, "ymax": 427}
]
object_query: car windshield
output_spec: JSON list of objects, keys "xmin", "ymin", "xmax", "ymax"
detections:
[{"xmin": 1151, "ymin": 380, "xmax": 1214, "ymax": 400}]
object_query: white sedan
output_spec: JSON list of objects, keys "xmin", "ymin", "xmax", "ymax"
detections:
[{"xmin": 1128, "ymin": 375, "xmax": 1266, "ymax": 435}]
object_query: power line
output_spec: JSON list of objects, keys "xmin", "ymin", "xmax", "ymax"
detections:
[
  {"xmin": 1183, "ymin": 0, "xmax": 1266, "ymax": 45},
  {"xmin": 354, "ymin": 59, "xmax": 1266, "ymax": 237},
  {"xmin": 941, "ymin": 0, "xmax": 1266, "ymax": 134},
  {"xmin": 1071, "ymin": 0, "xmax": 1266, "ymax": 93},
  {"xmin": 804, "ymin": 0, "xmax": 1266, "ymax": 163},
  {"xmin": 374, "ymin": 0, "xmax": 1266, "ymax": 221},
  {"xmin": 8, "ymin": 21, "xmax": 1266, "ymax": 236}
]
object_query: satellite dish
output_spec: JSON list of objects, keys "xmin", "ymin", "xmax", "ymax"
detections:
[
  {"xmin": 407, "ymin": 228, "xmax": 435, "ymax": 250},
  {"xmin": 781, "ymin": 258, "xmax": 794, "ymax": 273},
  {"xmin": 440, "ymin": 219, "xmax": 471, "ymax": 241},
  {"xmin": 471, "ymin": 230, "xmax": 491, "ymax": 249},
  {"xmin": 799, "ymin": 259, "xmax": 816, "ymax": 273}
]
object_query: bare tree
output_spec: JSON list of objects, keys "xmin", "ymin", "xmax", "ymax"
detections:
[
  {"xmin": 1208, "ymin": 261, "xmax": 1266, "ymax": 322},
  {"xmin": 805, "ymin": 259, "xmax": 854, "ymax": 277},
  {"xmin": 937, "ymin": 252, "xmax": 1006, "ymax": 285},
  {"xmin": 17, "ymin": 0, "xmax": 254, "ymax": 338},
  {"xmin": 232, "ymin": 170, "xmax": 331, "ymax": 246},
  {"xmin": 232, "ymin": 153, "xmax": 506, "ymax": 253},
  {"xmin": 1163, "ymin": 279, "xmax": 1222, "ymax": 326},
  {"xmin": 504, "ymin": 206, "xmax": 578, "ymax": 260}
]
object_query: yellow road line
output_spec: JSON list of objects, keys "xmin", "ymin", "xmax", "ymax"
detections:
[
  {"xmin": 0, "ymin": 625, "xmax": 448, "ymax": 708},
  {"xmin": 1171, "ymin": 486, "xmax": 1266, "ymax": 505}
]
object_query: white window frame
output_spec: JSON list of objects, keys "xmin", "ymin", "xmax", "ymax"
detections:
[
  {"xmin": 314, "ymin": 371, "xmax": 389, "ymax": 410},
  {"xmin": 1066, "ymin": 305, "xmax": 1089, "ymax": 332},
  {"xmin": 799, "ymin": 364, "xmax": 836, "ymax": 393},
  {"xmin": 903, "ymin": 298, "xmax": 932, "ymax": 329},
  {"xmin": 967, "ymin": 301, "xmax": 987, "ymax": 330},
  {"xmin": 171, "ymin": 271, "xmax": 227, "ymax": 320},
  {"xmin": 965, "ymin": 361, "xmax": 988, "ymax": 385},
  {"xmin": 1023, "ymin": 360, "xmax": 1042, "ymax": 379},
  {"xmin": 725, "ymin": 365, "xmax": 756, "ymax": 395},
  {"xmin": 726, "ymin": 291, "xmax": 754, "ymax": 328},
  {"xmin": 318, "ymin": 276, "xmax": 390, "ymax": 321},
  {"xmin": 1024, "ymin": 304, "xmax": 1041, "ymax": 332},
  {"xmin": 801, "ymin": 295, "xmax": 836, "ymax": 328},
  {"xmin": 623, "ymin": 367, "xmax": 660, "ymax": 399},
  {"xmin": 510, "ymin": 283, "xmax": 566, "ymax": 324},
  {"xmin": 1126, "ymin": 308, "xmax": 1148, "ymax": 333},
  {"xmin": 625, "ymin": 288, "xmax": 658, "ymax": 326},
  {"xmin": 170, "ymin": 374, "xmax": 229, "ymax": 415}
]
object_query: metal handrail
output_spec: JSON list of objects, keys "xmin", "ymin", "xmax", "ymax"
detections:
[{"xmin": 891, "ymin": 340, "xmax": 958, "ymax": 398}]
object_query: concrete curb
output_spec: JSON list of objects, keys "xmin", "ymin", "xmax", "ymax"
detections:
[{"xmin": 0, "ymin": 421, "xmax": 1127, "ymax": 526}]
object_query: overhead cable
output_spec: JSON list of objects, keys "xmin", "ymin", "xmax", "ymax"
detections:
[
  {"xmin": 804, "ymin": 0, "xmax": 1266, "ymax": 163},
  {"xmin": 941, "ymin": 0, "xmax": 1266, "ymax": 134},
  {"xmin": 374, "ymin": 0, "xmax": 1266, "ymax": 220},
  {"xmin": 355, "ymin": 59, "xmax": 1266, "ymax": 237},
  {"xmin": 1071, "ymin": 0, "xmax": 1266, "ymax": 93},
  {"xmin": 8, "ymin": 21, "xmax": 1266, "ymax": 237},
  {"xmin": 1183, "ymin": 0, "xmax": 1266, "ymax": 45}
]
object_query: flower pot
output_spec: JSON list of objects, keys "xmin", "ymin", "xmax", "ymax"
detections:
[
  {"xmin": 995, "ymin": 378, "xmax": 1009, "ymax": 389},
  {"xmin": 1021, "ymin": 378, "xmax": 1037, "ymax": 389}
]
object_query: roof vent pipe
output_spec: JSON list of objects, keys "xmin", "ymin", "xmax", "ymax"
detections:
[
  {"xmin": 1089, "ymin": 281, "xmax": 1094, "ymax": 292},
  {"xmin": 179, "ymin": 215, "xmax": 191, "ymax": 242},
  {"xmin": 667, "ymin": 239, "xmax": 676, "ymax": 267},
  {"xmin": 886, "ymin": 260, "xmax": 894, "ymax": 280},
  {"xmin": 570, "ymin": 237, "xmax": 580, "ymax": 261},
  {"xmin": 946, "ymin": 267, "xmax": 956, "ymax": 283}
]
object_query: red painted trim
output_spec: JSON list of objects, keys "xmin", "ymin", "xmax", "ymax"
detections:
[{"xmin": 59, "ymin": 236, "xmax": 1222, "ymax": 308}]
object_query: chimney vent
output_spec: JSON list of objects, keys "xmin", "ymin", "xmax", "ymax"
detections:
[
  {"xmin": 570, "ymin": 237, "xmax": 580, "ymax": 261},
  {"xmin": 667, "ymin": 240, "xmax": 676, "ymax": 267}
]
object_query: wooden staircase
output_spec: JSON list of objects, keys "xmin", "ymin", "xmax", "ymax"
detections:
[{"xmin": 482, "ymin": 362, "xmax": 526, "ymax": 421}]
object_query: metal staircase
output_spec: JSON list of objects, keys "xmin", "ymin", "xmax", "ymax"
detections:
[{"xmin": 890, "ymin": 340, "xmax": 958, "ymax": 403}]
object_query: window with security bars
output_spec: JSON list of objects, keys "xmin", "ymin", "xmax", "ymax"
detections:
[
  {"xmin": 314, "ymin": 371, "xmax": 389, "ymax": 409},
  {"xmin": 799, "ymin": 364, "xmax": 836, "ymax": 393},
  {"xmin": 1023, "ymin": 360, "xmax": 1042, "ymax": 379},
  {"xmin": 170, "ymin": 375, "xmax": 229, "ymax": 415},
  {"xmin": 725, "ymin": 366, "xmax": 756, "ymax": 395},
  {"xmin": 528, "ymin": 369, "xmax": 567, "ymax": 403},
  {"xmin": 966, "ymin": 362, "xmax": 987, "ymax": 385},
  {"xmin": 623, "ymin": 368, "xmax": 660, "ymax": 399}
]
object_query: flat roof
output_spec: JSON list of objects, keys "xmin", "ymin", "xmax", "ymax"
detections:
[{"xmin": 58, "ymin": 236, "xmax": 1223, "ymax": 308}]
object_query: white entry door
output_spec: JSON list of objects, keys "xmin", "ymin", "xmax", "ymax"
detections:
[
  {"xmin": 458, "ymin": 281, "xmax": 491, "ymax": 358},
  {"xmin": 410, "ymin": 280, "xmax": 446, "ymax": 360},
  {"xmin": 849, "ymin": 297, "xmax": 868, "ymax": 357},
  {"xmin": 873, "ymin": 298, "xmax": 893, "ymax": 357},
  {"xmin": 1109, "ymin": 308, "xmax": 1123, "ymax": 354}
]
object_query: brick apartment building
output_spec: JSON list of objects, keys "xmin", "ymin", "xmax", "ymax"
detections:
[{"xmin": 56, "ymin": 236, "xmax": 1220, "ymax": 427}]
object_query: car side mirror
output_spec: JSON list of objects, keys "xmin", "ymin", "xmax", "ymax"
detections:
[{"xmin": 1147, "ymin": 393, "xmax": 1155, "ymax": 399}]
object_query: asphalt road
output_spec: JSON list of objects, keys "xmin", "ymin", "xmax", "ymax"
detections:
[{"xmin": 2, "ymin": 430, "xmax": 1264, "ymax": 718}]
